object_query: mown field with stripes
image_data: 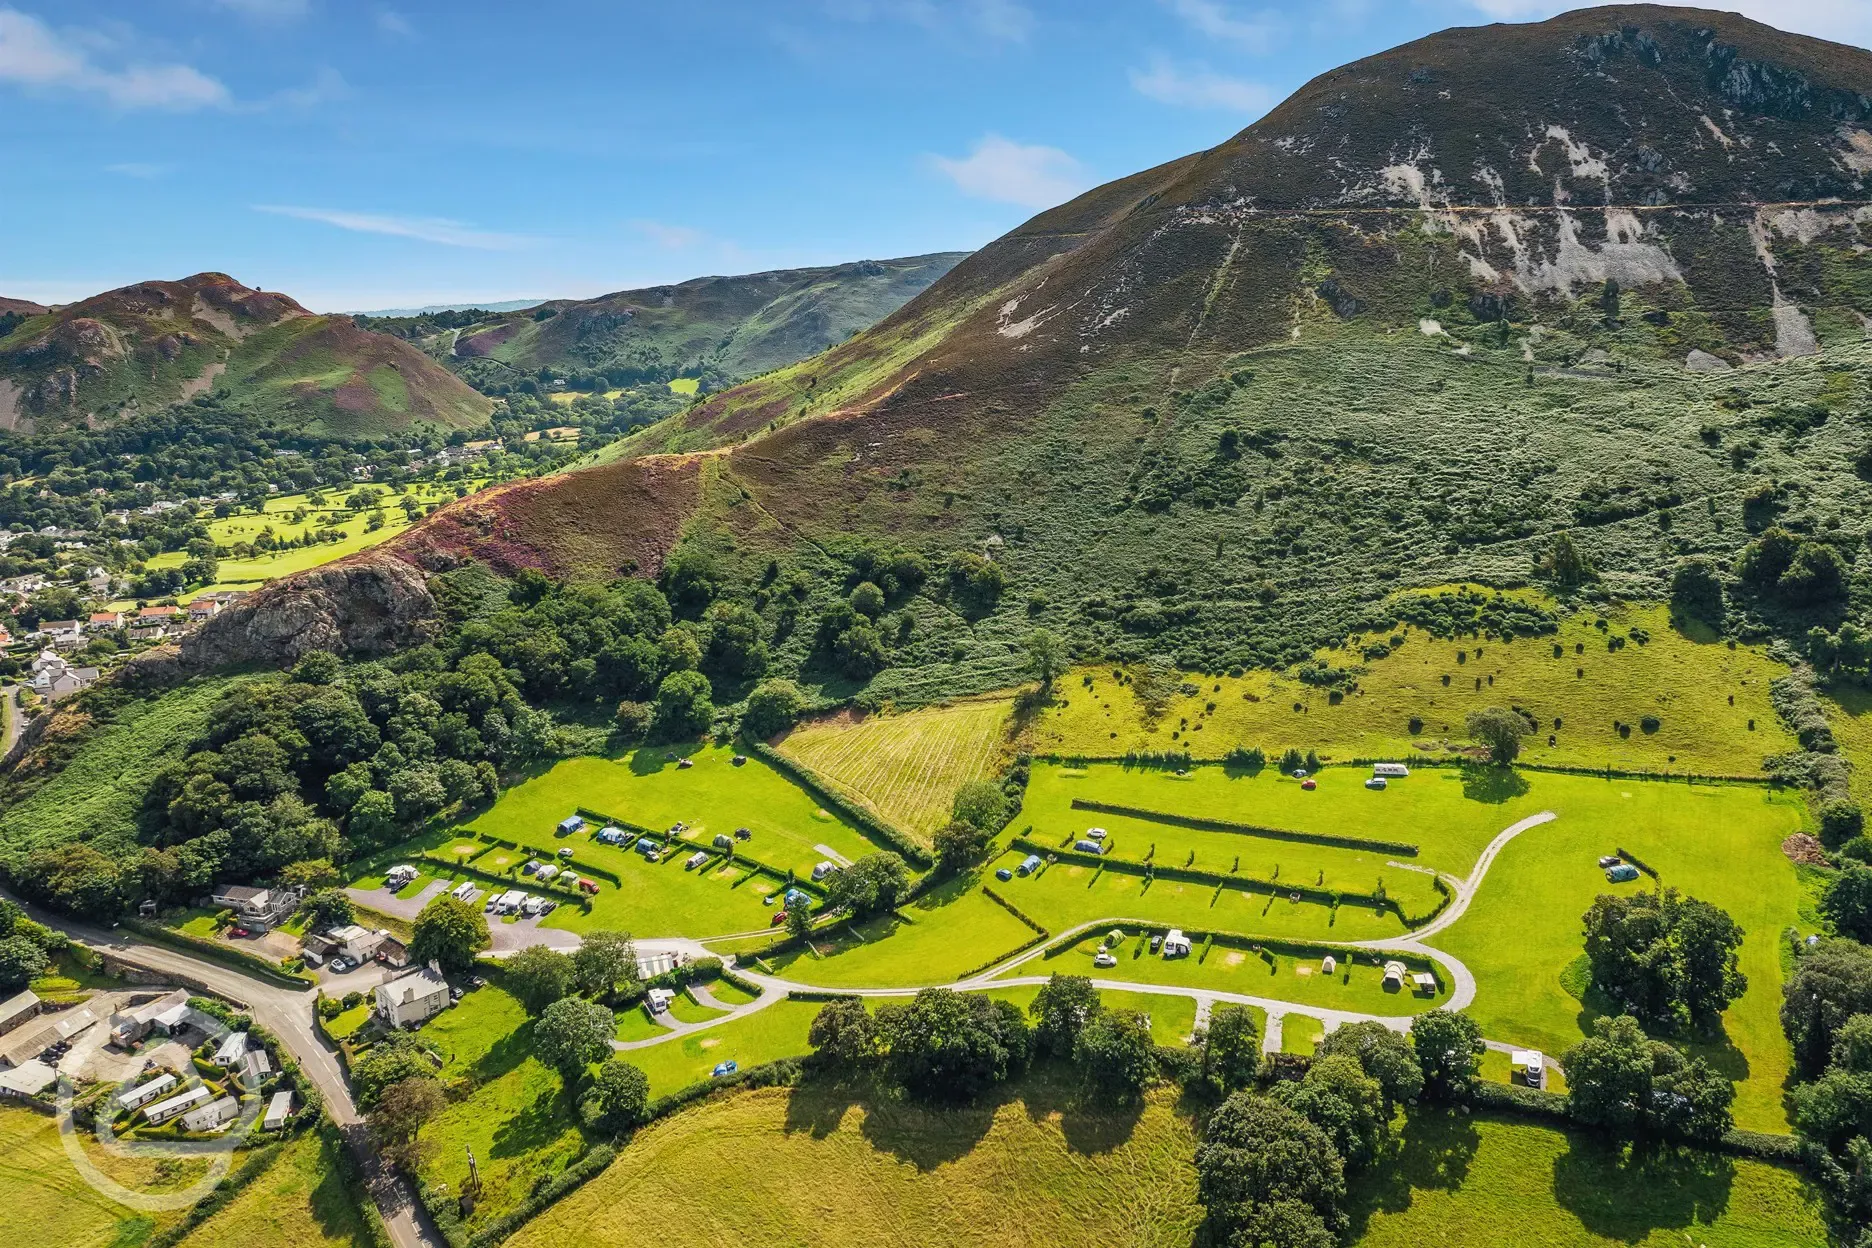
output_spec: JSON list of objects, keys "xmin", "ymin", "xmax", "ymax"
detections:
[{"xmin": 777, "ymin": 699, "xmax": 1012, "ymax": 844}]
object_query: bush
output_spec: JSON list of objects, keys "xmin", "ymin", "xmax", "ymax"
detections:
[{"xmin": 741, "ymin": 679, "xmax": 806, "ymax": 739}]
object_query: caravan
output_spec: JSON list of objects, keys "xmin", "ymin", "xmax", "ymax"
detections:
[{"xmin": 1373, "ymin": 763, "xmax": 1410, "ymax": 778}]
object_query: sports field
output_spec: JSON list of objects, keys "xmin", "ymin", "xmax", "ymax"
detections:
[
  {"xmin": 1030, "ymin": 601, "xmax": 1793, "ymax": 775},
  {"xmin": 779, "ymin": 699, "xmax": 1011, "ymax": 843}
]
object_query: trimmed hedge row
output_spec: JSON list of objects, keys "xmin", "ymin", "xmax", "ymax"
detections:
[
  {"xmin": 1067, "ymin": 797, "xmax": 1419, "ymax": 856},
  {"xmin": 1615, "ymin": 846, "xmax": 1661, "ymax": 879},
  {"xmin": 1012, "ymin": 837, "xmax": 1399, "ymax": 922},
  {"xmin": 744, "ymin": 741, "xmax": 932, "ymax": 867},
  {"xmin": 1042, "ymin": 753, "xmax": 1774, "ymax": 787},
  {"xmin": 1039, "ymin": 918, "xmax": 1445, "ymax": 986},
  {"xmin": 1464, "ymin": 1085, "xmax": 1805, "ymax": 1165},
  {"xmin": 979, "ymin": 885, "xmax": 1049, "ymax": 938},
  {"xmin": 123, "ymin": 917, "xmax": 316, "ymax": 990}
]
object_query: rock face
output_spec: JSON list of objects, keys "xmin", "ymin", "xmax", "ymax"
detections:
[{"xmin": 124, "ymin": 552, "xmax": 436, "ymax": 684}]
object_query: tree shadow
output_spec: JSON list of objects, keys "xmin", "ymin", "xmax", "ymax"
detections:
[
  {"xmin": 489, "ymin": 1078, "xmax": 575, "ymax": 1160},
  {"xmin": 1551, "ymin": 1135, "xmax": 1735, "ymax": 1241},
  {"xmin": 1678, "ymin": 1021, "xmax": 1751, "ymax": 1085},
  {"xmin": 906, "ymin": 871, "xmax": 981, "ymax": 915},
  {"xmin": 467, "ymin": 1020, "xmax": 538, "ymax": 1084},
  {"xmin": 781, "ymin": 1074, "xmax": 869, "ymax": 1140},
  {"xmin": 1461, "ymin": 765, "xmax": 1530, "ymax": 804},
  {"xmin": 1345, "ymin": 1107, "xmax": 1483, "ymax": 1235},
  {"xmin": 1017, "ymin": 1064, "xmax": 1147, "ymax": 1156}
]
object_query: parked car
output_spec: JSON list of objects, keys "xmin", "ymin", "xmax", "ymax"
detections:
[
  {"xmin": 558, "ymin": 847, "xmax": 574, "ymax": 859},
  {"xmin": 328, "ymin": 957, "xmax": 352, "ymax": 973},
  {"xmin": 733, "ymin": 827, "xmax": 752, "ymax": 841},
  {"xmin": 771, "ymin": 910, "xmax": 788, "ymax": 926},
  {"xmin": 1365, "ymin": 777, "xmax": 1388, "ymax": 790},
  {"xmin": 995, "ymin": 868, "xmax": 1014, "ymax": 882},
  {"xmin": 229, "ymin": 927, "xmax": 250, "ymax": 939},
  {"xmin": 1149, "ymin": 934, "xmax": 1163, "ymax": 953},
  {"xmin": 1093, "ymin": 951, "xmax": 1118, "ymax": 968},
  {"xmin": 712, "ymin": 1060, "xmax": 738, "ymax": 1077},
  {"xmin": 1301, "ymin": 778, "xmax": 1317, "ymax": 790},
  {"xmin": 1291, "ymin": 768, "xmax": 1308, "ymax": 779}
]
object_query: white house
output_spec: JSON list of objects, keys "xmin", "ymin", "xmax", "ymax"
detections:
[
  {"xmin": 180, "ymin": 1095, "xmax": 239, "ymax": 1133},
  {"xmin": 375, "ymin": 965, "xmax": 451, "ymax": 1029},
  {"xmin": 211, "ymin": 1032, "xmax": 249, "ymax": 1068},
  {"xmin": 144, "ymin": 1085, "xmax": 212, "ymax": 1126},
  {"xmin": 263, "ymin": 1090, "xmax": 293, "ymax": 1131},
  {"xmin": 118, "ymin": 1073, "xmax": 178, "ymax": 1111},
  {"xmin": 210, "ymin": 884, "xmax": 298, "ymax": 930},
  {"xmin": 37, "ymin": 620, "xmax": 82, "ymax": 646},
  {"xmin": 327, "ymin": 925, "xmax": 385, "ymax": 963},
  {"xmin": 26, "ymin": 650, "xmax": 99, "ymax": 702}
]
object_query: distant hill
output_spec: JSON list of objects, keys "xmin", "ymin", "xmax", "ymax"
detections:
[
  {"xmin": 0, "ymin": 273, "xmax": 493, "ymax": 436},
  {"xmin": 397, "ymin": 5, "xmax": 1872, "ymax": 698},
  {"xmin": 348, "ymin": 298, "xmax": 545, "ymax": 317},
  {"xmin": 0, "ymin": 297, "xmax": 47, "ymax": 317},
  {"xmin": 434, "ymin": 253, "xmax": 968, "ymax": 391}
]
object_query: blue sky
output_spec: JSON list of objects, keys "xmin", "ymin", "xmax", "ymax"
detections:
[{"xmin": 2, "ymin": 0, "xmax": 1867, "ymax": 311}]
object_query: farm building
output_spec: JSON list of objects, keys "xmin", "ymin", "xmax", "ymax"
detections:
[
  {"xmin": 0, "ymin": 990, "xmax": 41, "ymax": 1038},
  {"xmin": 180, "ymin": 1095, "xmax": 240, "ymax": 1133},
  {"xmin": 144, "ymin": 1085, "xmax": 212, "ymax": 1126},
  {"xmin": 118, "ymin": 1073, "xmax": 178, "ymax": 1111},
  {"xmin": 0, "ymin": 1060, "xmax": 56, "ymax": 1100},
  {"xmin": 377, "ymin": 936, "xmax": 410, "ymax": 968},
  {"xmin": 109, "ymin": 989, "xmax": 194, "ymax": 1047}
]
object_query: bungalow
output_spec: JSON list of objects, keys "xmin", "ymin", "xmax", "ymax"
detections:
[
  {"xmin": 86, "ymin": 611, "xmax": 123, "ymax": 632},
  {"xmin": 118, "ymin": 1072, "xmax": 178, "ymax": 1111},
  {"xmin": 0, "ymin": 990, "xmax": 41, "ymax": 1039},
  {"xmin": 376, "ymin": 936, "xmax": 410, "ymax": 968},
  {"xmin": 210, "ymin": 884, "xmax": 298, "ymax": 930},
  {"xmin": 375, "ymin": 965, "xmax": 451, "ymax": 1030},
  {"xmin": 262, "ymin": 1090, "xmax": 294, "ymax": 1131},
  {"xmin": 180, "ymin": 1095, "xmax": 240, "ymax": 1133},
  {"xmin": 144, "ymin": 1085, "xmax": 212, "ymax": 1126}
]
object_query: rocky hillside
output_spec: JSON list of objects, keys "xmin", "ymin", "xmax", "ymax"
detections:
[
  {"xmin": 384, "ymin": 6, "xmax": 1872, "ymax": 700},
  {"xmin": 0, "ymin": 273, "xmax": 492, "ymax": 436},
  {"xmin": 432, "ymin": 252, "xmax": 968, "ymax": 391}
]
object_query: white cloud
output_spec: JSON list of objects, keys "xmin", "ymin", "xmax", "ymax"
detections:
[
  {"xmin": 376, "ymin": 9, "xmax": 413, "ymax": 37},
  {"xmin": 105, "ymin": 162, "xmax": 172, "ymax": 178},
  {"xmin": 1459, "ymin": 0, "xmax": 1872, "ymax": 47},
  {"xmin": 0, "ymin": 8, "xmax": 228, "ymax": 109},
  {"xmin": 262, "ymin": 66, "xmax": 348, "ymax": 109},
  {"xmin": 633, "ymin": 220, "xmax": 707, "ymax": 249},
  {"xmin": 254, "ymin": 205, "xmax": 538, "ymax": 250},
  {"xmin": 928, "ymin": 134, "xmax": 1087, "ymax": 209},
  {"xmin": 209, "ymin": 0, "xmax": 310, "ymax": 19},
  {"xmin": 1130, "ymin": 54, "xmax": 1275, "ymax": 112},
  {"xmin": 1161, "ymin": 0, "xmax": 1278, "ymax": 52}
]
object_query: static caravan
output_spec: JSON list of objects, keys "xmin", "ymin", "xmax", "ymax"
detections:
[
  {"xmin": 144, "ymin": 1085, "xmax": 211, "ymax": 1126},
  {"xmin": 118, "ymin": 1073, "xmax": 177, "ymax": 1111},
  {"xmin": 1372, "ymin": 763, "xmax": 1410, "ymax": 778}
]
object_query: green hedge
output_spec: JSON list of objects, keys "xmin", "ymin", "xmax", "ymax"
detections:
[
  {"xmin": 744, "ymin": 742, "xmax": 931, "ymax": 867},
  {"xmin": 1039, "ymin": 919, "xmax": 1444, "ymax": 985},
  {"xmin": 463, "ymin": 1143, "xmax": 617, "ymax": 1248},
  {"xmin": 142, "ymin": 1140, "xmax": 288, "ymax": 1248},
  {"xmin": 122, "ymin": 918, "xmax": 316, "ymax": 990},
  {"xmin": 1066, "ymin": 797, "xmax": 1419, "ymax": 856},
  {"xmin": 1013, "ymin": 837, "xmax": 1400, "ymax": 923},
  {"xmin": 978, "ymin": 885, "xmax": 1048, "ymax": 938},
  {"xmin": 1463, "ymin": 1085, "xmax": 1805, "ymax": 1164},
  {"xmin": 1615, "ymin": 846, "xmax": 1661, "ymax": 879}
]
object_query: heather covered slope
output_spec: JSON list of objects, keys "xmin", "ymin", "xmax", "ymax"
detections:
[
  {"xmin": 0, "ymin": 272, "xmax": 492, "ymax": 435},
  {"xmin": 443, "ymin": 252, "xmax": 968, "ymax": 390},
  {"xmin": 400, "ymin": 6, "xmax": 1872, "ymax": 699}
]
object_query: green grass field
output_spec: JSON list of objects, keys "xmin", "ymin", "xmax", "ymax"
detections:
[
  {"xmin": 976, "ymin": 984, "xmax": 1202, "ymax": 1047},
  {"xmin": 0, "ymin": 1107, "xmax": 175, "ymax": 1247},
  {"xmin": 1346, "ymin": 1111, "xmax": 1827, "ymax": 1248},
  {"xmin": 175, "ymin": 1133, "xmax": 374, "ymax": 1248},
  {"xmin": 1283, "ymin": 1014, "xmax": 1325, "ymax": 1055},
  {"xmin": 778, "ymin": 699, "xmax": 1012, "ymax": 843},
  {"xmin": 1429, "ymin": 779, "xmax": 1809, "ymax": 1133},
  {"xmin": 1021, "ymin": 933, "xmax": 1449, "ymax": 1016},
  {"xmin": 759, "ymin": 880, "xmax": 1037, "ymax": 988},
  {"xmin": 627, "ymin": 999, "xmax": 823, "ymax": 1098},
  {"xmin": 505, "ymin": 1081, "xmax": 1203, "ymax": 1248},
  {"xmin": 1031, "ymin": 601, "xmax": 1793, "ymax": 776}
]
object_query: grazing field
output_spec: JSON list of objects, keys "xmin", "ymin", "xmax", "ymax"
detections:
[
  {"xmin": 505, "ymin": 1081, "xmax": 1204, "ymax": 1248},
  {"xmin": 1346, "ymin": 1110, "xmax": 1827, "ymax": 1248},
  {"xmin": 1822, "ymin": 679, "xmax": 1872, "ymax": 807},
  {"xmin": 0, "ymin": 1106, "xmax": 173, "ymax": 1247},
  {"xmin": 627, "ymin": 999, "xmax": 823, "ymax": 1098},
  {"xmin": 0, "ymin": 673, "xmax": 263, "ymax": 860},
  {"xmin": 1429, "ymin": 779, "xmax": 1809, "ymax": 1133},
  {"xmin": 1024, "ymin": 933, "xmax": 1449, "ymax": 1016},
  {"xmin": 176, "ymin": 1133, "xmax": 374, "ymax": 1248},
  {"xmin": 759, "ymin": 881, "xmax": 1038, "ymax": 988},
  {"xmin": 1030, "ymin": 601, "xmax": 1792, "ymax": 776},
  {"xmin": 778, "ymin": 699, "xmax": 1012, "ymax": 843}
]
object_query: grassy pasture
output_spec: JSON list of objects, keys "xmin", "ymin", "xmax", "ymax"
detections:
[
  {"xmin": 1023, "ymin": 933, "xmax": 1449, "ymax": 1016},
  {"xmin": 504, "ymin": 1081, "xmax": 1203, "ymax": 1248},
  {"xmin": 175, "ymin": 1133, "xmax": 374, "ymax": 1248},
  {"xmin": 1428, "ymin": 779, "xmax": 1809, "ymax": 1133},
  {"xmin": 778, "ymin": 699, "xmax": 1011, "ymax": 843},
  {"xmin": 0, "ymin": 1106, "xmax": 173, "ymax": 1247},
  {"xmin": 628, "ymin": 999, "xmax": 823, "ymax": 1098},
  {"xmin": 976, "ymin": 983, "xmax": 1203, "ymax": 1047},
  {"xmin": 1030, "ymin": 602, "xmax": 1793, "ymax": 776},
  {"xmin": 759, "ymin": 880, "xmax": 1037, "ymax": 988},
  {"xmin": 1283, "ymin": 1014, "xmax": 1325, "ymax": 1055}
]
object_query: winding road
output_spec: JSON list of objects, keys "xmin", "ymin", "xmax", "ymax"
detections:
[{"xmin": 2, "ymin": 808, "xmax": 1560, "ymax": 1245}]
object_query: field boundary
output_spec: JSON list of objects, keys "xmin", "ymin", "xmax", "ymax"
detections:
[
  {"xmin": 1035, "ymin": 919, "xmax": 1447, "ymax": 990},
  {"xmin": 1066, "ymin": 797, "xmax": 1419, "ymax": 856},
  {"xmin": 744, "ymin": 742, "xmax": 932, "ymax": 866},
  {"xmin": 1040, "ymin": 753, "xmax": 1777, "ymax": 786},
  {"xmin": 125, "ymin": 917, "xmax": 316, "ymax": 989}
]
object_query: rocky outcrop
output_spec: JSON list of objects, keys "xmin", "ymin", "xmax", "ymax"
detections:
[{"xmin": 123, "ymin": 551, "xmax": 436, "ymax": 685}]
